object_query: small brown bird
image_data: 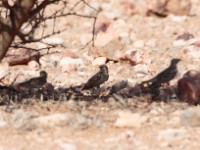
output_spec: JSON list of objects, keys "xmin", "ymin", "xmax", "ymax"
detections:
[
  {"xmin": 16, "ymin": 71, "xmax": 47, "ymax": 89},
  {"xmin": 142, "ymin": 58, "xmax": 181, "ymax": 87},
  {"xmin": 82, "ymin": 65, "xmax": 109, "ymax": 90}
]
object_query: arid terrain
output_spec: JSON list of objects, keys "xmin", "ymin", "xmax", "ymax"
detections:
[{"xmin": 1, "ymin": 0, "xmax": 200, "ymax": 150}]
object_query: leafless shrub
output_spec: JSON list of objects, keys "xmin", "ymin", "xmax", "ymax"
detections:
[{"xmin": 0, "ymin": 0, "xmax": 98, "ymax": 61}]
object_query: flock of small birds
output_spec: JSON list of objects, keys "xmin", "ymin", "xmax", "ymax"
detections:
[{"xmin": 7, "ymin": 58, "xmax": 180, "ymax": 101}]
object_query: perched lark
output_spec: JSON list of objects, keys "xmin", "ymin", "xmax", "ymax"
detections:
[
  {"xmin": 82, "ymin": 65, "xmax": 109, "ymax": 90},
  {"xmin": 16, "ymin": 71, "xmax": 47, "ymax": 90},
  {"xmin": 141, "ymin": 58, "xmax": 181, "ymax": 87}
]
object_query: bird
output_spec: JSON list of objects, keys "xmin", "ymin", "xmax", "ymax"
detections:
[
  {"xmin": 141, "ymin": 58, "xmax": 181, "ymax": 88},
  {"xmin": 15, "ymin": 70, "xmax": 48, "ymax": 90},
  {"xmin": 82, "ymin": 65, "xmax": 109, "ymax": 90}
]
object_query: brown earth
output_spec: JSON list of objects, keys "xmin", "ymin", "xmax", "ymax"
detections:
[{"xmin": 0, "ymin": 0, "xmax": 200, "ymax": 150}]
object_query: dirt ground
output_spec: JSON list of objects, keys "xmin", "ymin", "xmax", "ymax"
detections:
[{"xmin": 1, "ymin": 0, "xmax": 200, "ymax": 150}]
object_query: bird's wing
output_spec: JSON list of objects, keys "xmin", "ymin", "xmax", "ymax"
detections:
[
  {"xmin": 155, "ymin": 68, "xmax": 170, "ymax": 78},
  {"xmin": 141, "ymin": 67, "xmax": 170, "ymax": 85},
  {"xmin": 18, "ymin": 77, "xmax": 41, "ymax": 87},
  {"xmin": 87, "ymin": 73, "xmax": 101, "ymax": 84},
  {"xmin": 18, "ymin": 78, "xmax": 33, "ymax": 86}
]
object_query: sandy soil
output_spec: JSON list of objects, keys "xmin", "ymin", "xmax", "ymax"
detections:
[{"xmin": 0, "ymin": 0, "xmax": 200, "ymax": 150}]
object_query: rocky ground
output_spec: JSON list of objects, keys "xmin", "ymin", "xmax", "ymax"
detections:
[{"xmin": 1, "ymin": 0, "xmax": 200, "ymax": 150}]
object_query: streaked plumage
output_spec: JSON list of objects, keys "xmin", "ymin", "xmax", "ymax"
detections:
[
  {"xmin": 17, "ymin": 71, "xmax": 47, "ymax": 89},
  {"xmin": 82, "ymin": 65, "xmax": 109, "ymax": 90}
]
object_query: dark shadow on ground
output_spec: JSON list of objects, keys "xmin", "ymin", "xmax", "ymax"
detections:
[{"xmin": 0, "ymin": 80, "xmax": 179, "ymax": 106}]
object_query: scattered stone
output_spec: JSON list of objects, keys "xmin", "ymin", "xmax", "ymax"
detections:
[
  {"xmin": 94, "ymin": 21, "xmax": 110, "ymax": 34},
  {"xmin": 157, "ymin": 128, "xmax": 187, "ymax": 140},
  {"xmin": 63, "ymin": 49, "xmax": 78, "ymax": 58},
  {"xmin": 180, "ymin": 107, "xmax": 200, "ymax": 127},
  {"xmin": 120, "ymin": 49, "xmax": 143, "ymax": 65},
  {"xmin": 167, "ymin": 0, "xmax": 192, "ymax": 16},
  {"xmin": 59, "ymin": 142, "xmax": 77, "ymax": 150},
  {"xmin": 92, "ymin": 57, "xmax": 107, "ymax": 66},
  {"xmin": 134, "ymin": 64, "xmax": 148, "ymax": 77},
  {"xmin": 120, "ymin": 0, "xmax": 137, "ymax": 16},
  {"xmin": 9, "ymin": 109, "xmax": 33, "ymax": 129},
  {"xmin": 147, "ymin": 0, "xmax": 168, "ymax": 17},
  {"xmin": 176, "ymin": 32, "xmax": 194, "ymax": 41},
  {"xmin": 42, "ymin": 37, "xmax": 64, "ymax": 46},
  {"xmin": 28, "ymin": 60, "xmax": 40, "ymax": 69},
  {"xmin": 181, "ymin": 45, "xmax": 200, "ymax": 59},
  {"xmin": 114, "ymin": 111, "xmax": 146, "ymax": 128},
  {"xmin": 104, "ymin": 136, "xmax": 120, "ymax": 143},
  {"xmin": 133, "ymin": 40, "xmax": 145, "ymax": 48},
  {"xmin": 80, "ymin": 33, "xmax": 93, "ymax": 45},
  {"xmin": 0, "ymin": 113, "xmax": 7, "ymax": 128},
  {"xmin": 145, "ymin": 39, "xmax": 156, "ymax": 47},
  {"xmin": 89, "ymin": 40, "xmax": 126, "ymax": 61},
  {"xmin": 147, "ymin": 0, "xmax": 191, "ymax": 16},
  {"xmin": 120, "ymin": 130, "xmax": 135, "ymax": 139},
  {"xmin": 39, "ymin": 55, "xmax": 50, "ymax": 67},
  {"xmin": 0, "ymin": 62, "xmax": 9, "ymax": 79},
  {"xmin": 170, "ymin": 15, "xmax": 187, "ymax": 22},
  {"xmin": 160, "ymin": 142, "xmax": 171, "ymax": 148},
  {"xmin": 31, "ymin": 113, "xmax": 71, "ymax": 128},
  {"xmin": 60, "ymin": 57, "xmax": 83, "ymax": 72},
  {"xmin": 95, "ymin": 32, "xmax": 115, "ymax": 47},
  {"xmin": 173, "ymin": 40, "xmax": 186, "ymax": 46},
  {"xmin": 5, "ymin": 48, "xmax": 40, "ymax": 66},
  {"xmin": 39, "ymin": 53, "xmax": 62, "ymax": 67}
]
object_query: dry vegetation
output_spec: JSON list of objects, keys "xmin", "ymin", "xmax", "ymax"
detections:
[{"xmin": 0, "ymin": 0, "xmax": 200, "ymax": 150}]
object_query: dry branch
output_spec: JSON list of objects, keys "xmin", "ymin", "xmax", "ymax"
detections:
[{"xmin": 0, "ymin": 0, "xmax": 98, "ymax": 61}]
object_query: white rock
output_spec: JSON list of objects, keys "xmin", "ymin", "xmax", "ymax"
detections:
[
  {"xmin": 180, "ymin": 107, "xmax": 200, "ymax": 127},
  {"xmin": 60, "ymin": 57, "xmax": 83, "ymax": 72},
  {"xmin": 80, "ymin": 33, "xmax": 92, "ymax": 45},
  {"xmin": 0, "ymin": 146, "xmax": 5, "ymax": 150},
  {"xmin": 160, "ymin": 142, "xmax": 171, "ymax": 148},
  {"xmin": 0, "ymin": 62, "xmax": 9, "ymax": 79},
  {"xmin": 133, "ymin": 40, "xmax": 145, "ymax": 48},
  {"xmin": 182, "ymin": 45, "xmax": 200, "ymax": 59},
  {"xmin": 173, "ymin": 40, "xmax": 186, "ymax": 46},
  {"xmin": 10, "ymin": 109, "xmax": 32, "ymax": 129},
  {"xmin": 28, "ymin": 60, "xmax": 40, "ymax": 69},
  {"xmin": 104, "ymin": 136, "xmax": 120, "ymax": 143},
  {"xmin": 187, "ymin": 38, "xmax": 200, "ymax": 45},
  {"xmin": 134, "ymin": 64, "xmax": 148, "ymax": 77},
  {"xmin": 157, "ymin": 128, "xmax": 187, "ymax": 140},
  {"xmin": 35, "ymin": 42, "xmax": 48, "ymax": 49},
  {"xmin": 95, "ymin": 32, "xmax": 114, "ymax": 46},
  {"xmin": 0, "ymin": 115, "xmax": 7, "ymax": 128},
  {"xmin": 102, "ymin": 10, "xmax": 121, "ymax": 19},
  {"xmin": 145, "ymin": 39, "xmax": 156, "ymax": 47},
  {"xmin": 170, "ymin": 15, "xmax": 187, "ymax": 22},
  {"xmin": 31, "ymin": 113, "xmax": 71, "ymax": 128},
  {"xmin": 92, "ymin": 57, "xmax": 107, "ymax": 66},
  {"xmin": 60, "ymin": 143, "xmax": 76, "ymax": 150},
  {"xmin": 60, "ymin": 57, "xmax": 83, "ymax": 66},
  {"xmin": 114, "ymin": 111, "xmax": 145, "ymax": 128},
  {"xmin": 122, "ymin": 49, "xmax": 143, "ymax": 65},
  {"xmin": 120, "ymin": 130, "xmax": 135, "ymax": 139},
  {"xmin": 39, "ymin": 55, "xmax": 49, "ymax": 67},
  {"xmin": 42, "ymin": 37, "xmax": 64, "ymax": 45}
]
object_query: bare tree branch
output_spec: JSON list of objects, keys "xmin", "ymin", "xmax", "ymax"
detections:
[{"xmin": 0, "ymin": 0, "xmax": 98, "ymax": 61}]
